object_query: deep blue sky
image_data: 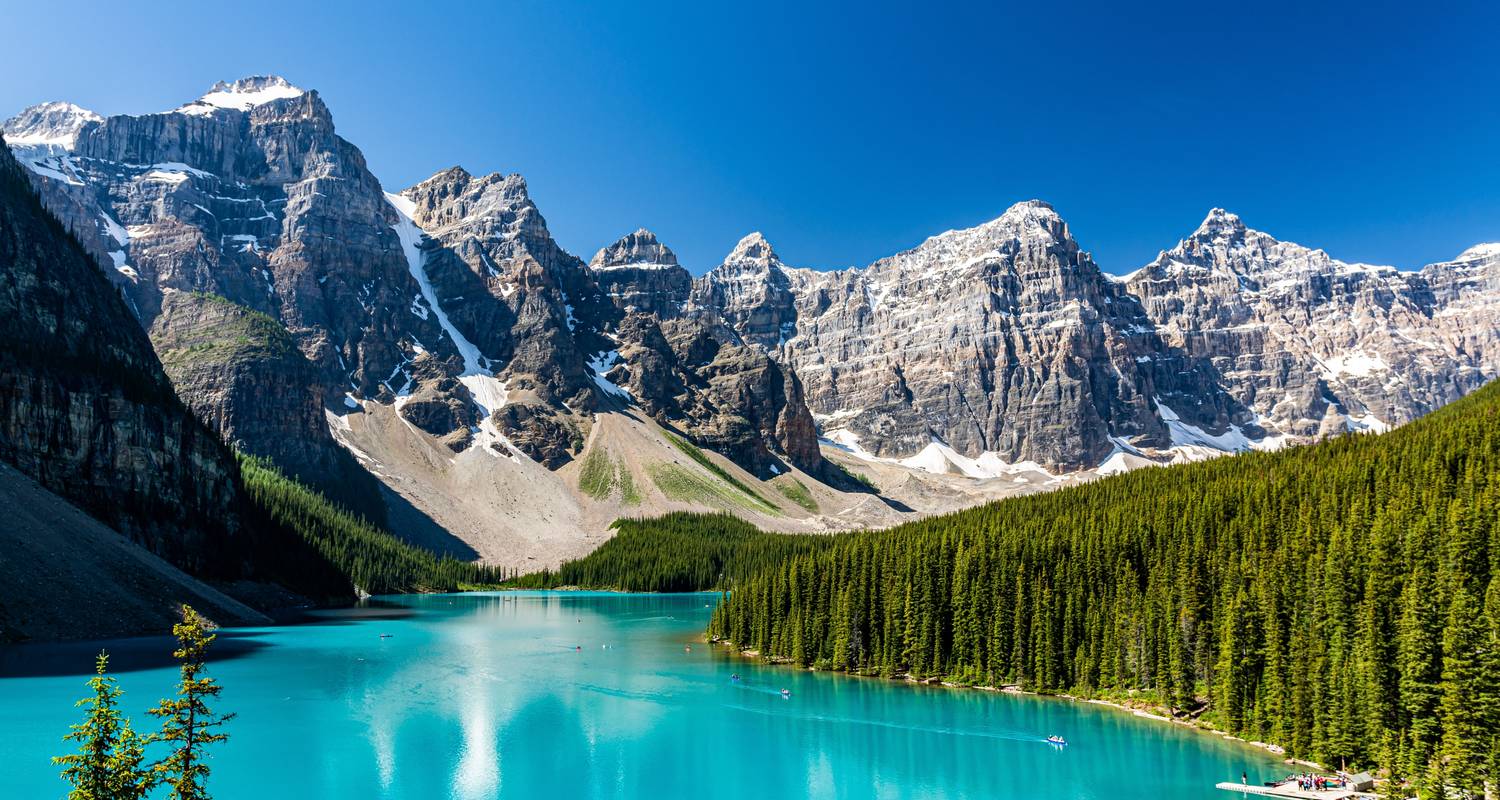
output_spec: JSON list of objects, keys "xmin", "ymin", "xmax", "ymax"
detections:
[{"xmin": 3, "ymin": 1, "xmax": 1497, "ymax": 274}]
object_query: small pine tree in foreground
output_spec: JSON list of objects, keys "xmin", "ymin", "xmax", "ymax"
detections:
[
  {"xmin": 146, "ymin": 605, "xmax": 235, "ymax": 800},
  {"xmin": 53, "ymin": 651, "xmax": 152, "ymax": 799}
]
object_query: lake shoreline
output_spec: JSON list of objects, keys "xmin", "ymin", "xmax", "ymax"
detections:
[{"xmin": 707, "ymin": 637, "xmax": 1318, "ymax": 771}]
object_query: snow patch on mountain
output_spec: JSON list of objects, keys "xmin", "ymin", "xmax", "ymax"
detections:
[
  {"xmin": 587, "ymin": 350, "xmax": 632, "ymax": 400},
  {"xmin": 1319, "ymin": 351, "xmax": 1390, "ymax": 380},
  {"xmin": 178, "ymin": 76, "xmax": 305, "ymax": 115},
  {"xmin": 386, "ymin": 191, "xmax": 519, "ymax": 461}
]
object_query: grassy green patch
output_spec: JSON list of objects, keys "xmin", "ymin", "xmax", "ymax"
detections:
[
  {"xmin": 617, "ymin": 457, "xmax": 641, "ymax": 505},
  {"xmin": 648, "ymin": 463, "xmax": 775, "ymax": 514},
  {"xmin": 664, "ymin": 432, "xmax": 776, "ymax": 511},
  {"xmin": 579, "ymin": 447, "xmax": 642, "ymax": 506},
  {"xmin": 774, "ymin": 477, "xmax": 818, "ymax": 512},
  {"xmin": 578, "ymin": 446, "xmax": 615, "ymax": 499}
]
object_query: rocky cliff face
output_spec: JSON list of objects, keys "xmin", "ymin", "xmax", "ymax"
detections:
[
  {"xmin": 589, "ymin": 228, "xmax": 691, "ymax": 318},
  {"xmin": 149, "ymin": 291, "xmax": 386, "ymax": 519},
  {"xmin": 2, "ymin": 77, "xmax": 458, "ymax": 410},
  {"xmin": 7, "ymin": 75, "xmax": 1497, "ymax": 538},
  {"xmin": 698, "ymin": 202, "xmax": 1250, "ymax": 472},
  {"xmin": 1127, "ymin": 210, "xmax": 1497, "ymax": 439},
  {"xmin": 0, "ymin": 141, "xmax": 243, "ymax": 571},
  {"xmin": 689, "ymin": 233, "xmax": 799, "ymax": 349},
  {"xmin": 0, "ymin": 140, "xmax": 346, "ymax": 600}
]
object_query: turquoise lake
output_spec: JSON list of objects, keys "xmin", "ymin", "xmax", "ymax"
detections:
[{"xmin": 0, "ymin": 592, "xmax": 1287, "ymax": 798}]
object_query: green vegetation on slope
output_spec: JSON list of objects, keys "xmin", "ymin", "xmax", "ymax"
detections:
[
  {"xmin": 154, "ymin": 292, "xmax": 301, "ymax": 368},
  {"xmin": 829, "ymin": 460, "xmax": 877, "ymax": 492},
  {"xmin": 578, "ymin": 447, "xmax": 614, "ymax": 499},
  {"xmin": 775, "ymin": 477, "xmax": 818, "ymax": 512},
  {"xmin": 649, "ymin": 463, "xmax": 776, "ymax": 515},
  {"xmin": 578, "ymin": 447, "xmax": 641, "ymax": 506},
  {"xmin": 509, "ymin": 513, "xmax": 830, "ymax": 592},
  {"xmin": 239, "ymin": 455, "xmax": 507, "ymax": 593},
  {"xmin": 665, "ymin": 432, "xmax": 777, "ymax": 511},
  {"xmin": 706, "ymin": 382, "xmax": 1500, "ymax": 791}
]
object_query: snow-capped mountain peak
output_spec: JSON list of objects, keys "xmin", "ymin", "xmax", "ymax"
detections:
[
  {"xmin": 177, "ymin": 75, "xmax": 306, "ymax": 115},
  {"xmin": 728, "ymin": 231, "xmax": 778, "ymax": 263},
  {"xmin": 1453, "ymin": 242, "xmax": 1500, "ymax": 264},
  {"xmin": 1, "ymin": 101, "xmax": 101, "ymax": 148}
]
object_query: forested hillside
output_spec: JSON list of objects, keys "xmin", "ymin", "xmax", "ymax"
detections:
[
  {"xmin": 239, "ymin": 456, "xmax": 508, "ymax": 594},
  {"xmin": 702, "ymin": 382, "xmax": 1499, "ymax": 791},
  {"xmin": 510, "ymin": 513, "xmax": 830, "ymax": 592}
]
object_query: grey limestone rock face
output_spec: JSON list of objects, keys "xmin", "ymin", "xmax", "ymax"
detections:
[
  {"xmin": 697, "ymin": 202, "xmax": 1248, "ymax": 471},
  {"xmin": 1127, "ymin": 210, "xmax": 1498, "ymax": 438},
  {"xmin": 147, "ymin": 290, "xmax": 384, "ymax": 519},
  {"xmin": 589, "ymin": 228, "xmax": 692, "ymax": 318}
]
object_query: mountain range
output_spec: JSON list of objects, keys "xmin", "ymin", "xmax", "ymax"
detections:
[{"xmin": 4, "ymin": 75, "xmax": 1496, "ymax": 569}]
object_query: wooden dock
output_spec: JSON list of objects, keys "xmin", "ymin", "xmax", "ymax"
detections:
[{"xmin": 1214, "ymin": 782, "xmax": 1373, "ymax": 800}]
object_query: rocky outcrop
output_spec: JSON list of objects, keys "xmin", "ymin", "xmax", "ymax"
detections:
[
  {"xmin": 149, "ymin": 290, "xmax": 385, "ymax": 520},
  {"xmin": 494, "ymin": 403, "xmax": 583, "ymax": 468},
  {"xmin": 689, "ymin": 233, "xmax": 799, "ymax": 349},
  {"xmin": 393, "ymin": 354, "xmax": 477, "ymax": 452},
  {"xmin": 400, "ymin": 166, "xmax": 609, "ymax": 409},
  {"xmin": 590, "ymin": 228, "xmax": 692, "ymax": 318},
  {"xmin": 3, "ymin": 77, "xmax": 458, "ymax": 407}
]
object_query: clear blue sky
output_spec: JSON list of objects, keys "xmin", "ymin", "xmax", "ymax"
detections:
[{"xmin": 3, "ymin": 1, "xmax": 1497, "ymax": 274}]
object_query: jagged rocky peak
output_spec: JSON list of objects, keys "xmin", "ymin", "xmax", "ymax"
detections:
[
  {"xmin": 2, "ymin": 101, "xmax": 101, "ymax": 147},
  {"xmin": 177, "ymin": 75, "xmax": 307, "ymax": 115},
  {"xmin": 882, "ymin": 200, "xmax": 1084, "ymax": 277},
  {"xmin": 1192, "ymin": 207, "xmax": 1246, "ymax": 239},
  {"xmin": 727, "ymin": 231, "xmax": 780, "ymax": 264},
  {"xmin": 401, "ymin": 165, "xmax": 541, "ymax": 236},
  {"xmin": 590, "ymin": 229, "xmax": 690, "ymax": 317},
  {"xmin": 1146, "ymin": 207, "xmax": 1396, "ymax": 281},
  {"xmin": 590, "ymin": 228, "xmax": 679, "ymax": 269},
  {"xmin": 691, "ymin": 231, "xmax": 800, "ymax": 350}
]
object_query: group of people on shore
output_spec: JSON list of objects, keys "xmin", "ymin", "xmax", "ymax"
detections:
[{"xmin": 1285, "ymin": 772, "xmax": 1345, "ymax": 792}]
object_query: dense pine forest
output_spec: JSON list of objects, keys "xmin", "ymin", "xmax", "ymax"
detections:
[
  {"xmin": 239, "ymin": 456, "xmax": 508, "ymax": 594},
  {"xmin": 509, "ymin": 513, "xmax": 831, "ymax": 592},
  {"xmin": 604, "ymin": 383, "xmax": 1498, "ymax": 793}
]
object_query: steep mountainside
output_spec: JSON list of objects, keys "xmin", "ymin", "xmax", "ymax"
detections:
[
  {"xmin": 149, "ymin": 290, "xmax": 385, "ymax": 518},
  {"xmin": 0, "ymin": 140, "xmax": 244, "ymax": 571},
  {"xmin": 0, "ymin": 140, "xmax": 350, "ymax": 637},
  {"xmin": 697, "ymin": 205, "xmax": 1500, "ymax": 473},
  {"xmin": 4, "ymin": 78, "xmax": 837, "ymax": 567}
]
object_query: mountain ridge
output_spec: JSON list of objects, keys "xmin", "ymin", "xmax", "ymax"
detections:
[{"xmin": 6, "ymin": 74, "xmax": 1497, "ymax": 568}]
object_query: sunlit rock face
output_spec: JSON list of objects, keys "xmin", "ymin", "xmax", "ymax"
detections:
[
  {"xmin": 1127, "ymin": 210, "xmax": 1498, "ymax": 440},
  {"xmin": 699, "ymin": 202, "xmax": 1248, "ymax": 471}
]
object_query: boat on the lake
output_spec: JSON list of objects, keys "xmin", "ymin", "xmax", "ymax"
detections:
[{"xmin": 1046, "ymin": 735, "xmax": 1067, "ymax": 746}]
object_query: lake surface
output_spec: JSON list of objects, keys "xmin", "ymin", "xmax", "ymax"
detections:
[{"xmin": 0, "ymin": 592, "xmax": 1286, "ymax": 799}]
